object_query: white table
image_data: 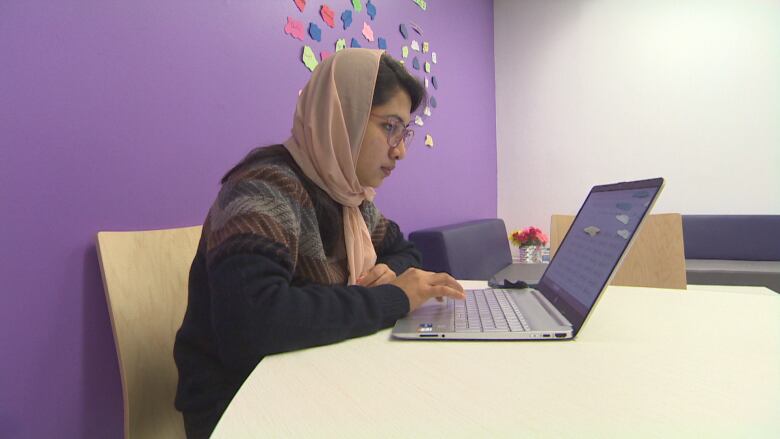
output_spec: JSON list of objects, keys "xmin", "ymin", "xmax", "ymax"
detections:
[{"xmin": 212, "ymin": 282, "xmax": 780, "ymax": 438}]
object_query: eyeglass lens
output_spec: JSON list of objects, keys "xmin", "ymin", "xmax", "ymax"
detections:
[{"xmin": 389, "ymin": 120, "xmax": 414, "ymax": 147}]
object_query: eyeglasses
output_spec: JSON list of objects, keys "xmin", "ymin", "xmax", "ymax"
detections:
[{"xmin": 370, "ymin": 114, "xmax": 414, "ymax": 148}]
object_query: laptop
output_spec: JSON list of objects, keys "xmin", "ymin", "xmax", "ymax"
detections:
[
  {"xmin": 391, "ymin": 177, "xmax": 665, "ymax": 340},
  {"xmin": 489, "ymin": 263, "xmax": 547, "ymax": 289}
]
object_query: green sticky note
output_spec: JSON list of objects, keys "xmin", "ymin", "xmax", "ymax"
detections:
[
  {"xmin": 352, "ymin": 0, "xmax": 362, "ymax": 12},
  {"xmin": 413, "ymin": 0, "xmax": 427, "ymax": 11},
  {"xmin": 335, "ymin": 38, "xmax": 346, "ymax": 51},
  {"xmin": 302, "ymin": 46, "xmax": 318, "ymax": 72},
  {"xmin": 424, "ymin": 62, "xmax": 430, "ymax": 73},
  {"xmin": 402, "ymin": 46, "xmax": 409, "ymax": 58}
]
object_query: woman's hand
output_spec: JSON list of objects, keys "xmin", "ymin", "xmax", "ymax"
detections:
[
  {"xmin": 356, "ymin": 263, "xmax": 397, "ymax": 287},
  {"xmin": 389, "ymin": 268, "xmax": 466, "ymax": 312}
]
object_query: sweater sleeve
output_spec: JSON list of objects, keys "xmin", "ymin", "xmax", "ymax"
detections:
[
  {"xmin": 207, "ymin": 241, "xmax": 409, "ymax": 375},
  {"xmin": 203, "ymin": 171, "xmax": 409, "ymax": 376}
]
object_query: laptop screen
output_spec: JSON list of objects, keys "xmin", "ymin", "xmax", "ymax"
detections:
[{"xmin": 536, "ymin": 178, "xmax": 663, "ymax": 334}]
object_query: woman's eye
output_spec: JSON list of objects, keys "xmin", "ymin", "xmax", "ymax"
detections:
[{"xmin": 383, "ymin": 123, "xmax": 394, "ymax": 132}]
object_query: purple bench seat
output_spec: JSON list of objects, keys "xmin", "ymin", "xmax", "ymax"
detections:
[
  {"xmin": 682, "ymin": 215, "xmax": 780, "ymax": 293},
  {"xmin": 408, "ymin": 219, "xmax": 512, "ymax": 281}
]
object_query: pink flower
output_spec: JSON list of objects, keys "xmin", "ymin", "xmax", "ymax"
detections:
[{"xmin": 509, "ymin": 226, "xmax": 549, "ymax": 247}]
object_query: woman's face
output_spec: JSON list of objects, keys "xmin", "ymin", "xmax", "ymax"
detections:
[{"xmin": 356, "ymin": 89, "xmax": 412, "ymax": 188}]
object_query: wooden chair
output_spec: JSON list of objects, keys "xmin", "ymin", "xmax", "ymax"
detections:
[
  {"xmin": 550, "ymin": 214, "xmax": 687, "ymax": 289},
  {"xmin": 96, "ymin": 225, "xmax": 202, "ymax": 439}
]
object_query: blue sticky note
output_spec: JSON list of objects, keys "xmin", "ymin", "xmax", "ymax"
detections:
[
  {"xmin": 377, "ymin": 37, "xmax": 387, "ymax": 49},
  {"xmin": 431, "ymin": 76, "xmax": 438, "ymax": 89},
  {"xmin": 430, "ymin": 96, "xmax": 437, "ymax": 108},
  {"xmin": 308, "ymin": 23, "xmax": 322, "ymax": 42},
  {"xmin": 412, "ymin": 57, "xmax": 420, "ymax": 70},
  {"xmin": 399, "ymin": 23, "xmax": 408, "ymax": 39},
  {"xmin": 350, "ymin": 37, "xmax": 361, "ymax": 48},
  {"xmin": 341, "ymin": 10, "xmax": 353, "ymax": 29},
  {"xmin": 366, "ymin": 1, "xmax": 377, "ymax": 20},
  {"xmin": 616, "ymin": 202, "xmax": 633, "ymax": 211},
  {"xmin": 632, "ymin": 191, "xmax": 650, "ymax": 198}
]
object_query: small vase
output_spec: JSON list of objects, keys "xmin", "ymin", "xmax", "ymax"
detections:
[{"xmin": 519, "ymin": 245, "xmax": 544, "ymax": 264}]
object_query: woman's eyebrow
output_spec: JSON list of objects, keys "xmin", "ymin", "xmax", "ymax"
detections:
[
  {"xmin": 386, "ymin": 114, "xmax": 411, "ymax": 126},
  {"xmin": 373, "ymin": 112, "xmax": 411, "ymax": 126}
]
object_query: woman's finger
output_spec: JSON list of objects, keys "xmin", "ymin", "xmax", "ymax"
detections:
[
  {"xmin": 370, "ymin": 269, "xmax": 396, "ymax": 286},
  {"xmin": 357, "ymin": 264, "xmax": 394, "ymax": 286},
  {"xmin": 363, "ymin": 266, "xmax": 396, "ymax": 287},
  {"xmin": 429, "ymin": 285, "xmax": 466, "ymax": 300},
  {"xmin": 431, "ymin": 272, "xmax": 465, "ymax": 293}
]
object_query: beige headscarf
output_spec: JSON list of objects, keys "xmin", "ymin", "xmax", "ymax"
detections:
[{"xmin": 283, "ymin": 48, "xmax": 384, "ymax": 285}]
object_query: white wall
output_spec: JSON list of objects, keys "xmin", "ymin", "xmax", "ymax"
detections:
[{"xmin": 495, "ymin": 0, "xmax": 780, "ymax": 236}]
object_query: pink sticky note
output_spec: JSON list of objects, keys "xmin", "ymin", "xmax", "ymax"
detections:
[
  {"xmin": 284, "ymin": 17, "xmax": 305, "ymax": 41},
  {"xmin": 320, "ymin": 50, "xmax": 332, "ymax": 60},
  {"xmin": 362, "ymin": 22, "xmax": 374, "ymax": 42},
  {"xmin": 294, "ymin": 0, "xmax": 306, "ymax": 12},
  {"xmin": 320, "ymin": 5, "xmax": 335, "ymax": 28}
]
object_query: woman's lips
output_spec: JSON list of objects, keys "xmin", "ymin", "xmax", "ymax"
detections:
[{"xmin": 381, "ymin": 167, "xmax": 393, "ymax": 177}]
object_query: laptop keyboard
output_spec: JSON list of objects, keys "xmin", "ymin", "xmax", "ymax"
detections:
[{"xmin": 454, "ymin": 289, "xmax": 530, "ymax": 332}]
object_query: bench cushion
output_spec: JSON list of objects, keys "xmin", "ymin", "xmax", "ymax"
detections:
[
  {"xmin": 408, "ymin": 219, "xmax": 512, "ymax": 281},
  {"xmin": 682, "ymin": 215, "xmax": 780, "ymax": 261}
]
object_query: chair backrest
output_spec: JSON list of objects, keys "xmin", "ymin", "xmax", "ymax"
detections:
[
  {"xmin": 96, "ymin": 225, "xmax": 202, "ymax": 439},
  {"xmin": 682, "ymin": 215, "xmax": 780, "ymax": 261},
  {"xmin": 408, "ymin": 219, "xmax": 513, "ymax": 280},
  {"xmin": 550, "ymin": 213, "xmax": 687, "ymax": 289}
]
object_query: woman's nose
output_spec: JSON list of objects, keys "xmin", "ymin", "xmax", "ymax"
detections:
[{"xmin": 391, "ymin": 142, "xmax": 407, "ymax": 160}]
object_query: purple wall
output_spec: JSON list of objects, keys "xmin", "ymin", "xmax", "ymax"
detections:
[{"xmin": 0, "ymin": 1, "xmax": 495, "ymax": 437}]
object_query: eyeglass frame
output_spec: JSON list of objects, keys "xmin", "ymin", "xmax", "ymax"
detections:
[{"xmin": 369, "ymin": 113, "xmax": 415, "ymax": 148}]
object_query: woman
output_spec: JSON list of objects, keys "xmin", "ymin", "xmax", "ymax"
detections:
[{"xmin": 173, "ymin": 48, "xmax": 465, "ymax": 438}]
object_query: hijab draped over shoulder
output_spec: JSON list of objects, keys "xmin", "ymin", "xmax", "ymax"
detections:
[{"xmin": 283, "ymin": 48, "xmax": 384, "ymax": 285}]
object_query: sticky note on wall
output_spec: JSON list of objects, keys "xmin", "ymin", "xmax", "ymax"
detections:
[
  {"xmin": 362, "ymin": 22, "xmax": 374, "ymax": 41},
  {"xmin": 366, "ymin": 1, "xmax": 377, "ymax": 20},
  {"xmin": 302, "ymin": 46, "xmax": 318, "ymax": 71},
  {"xmin": 341, "ymin": 10, "xmax": 353, "ymax": 29},
  {"xmin": 284, "ymin": 17, "xmax": 305, "ymax": 41},
  {"xmin": 320, "ymin": 5, "xmax": 335, "ymax": 28}
]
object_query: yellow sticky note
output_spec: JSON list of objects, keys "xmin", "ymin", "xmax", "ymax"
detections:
[
  {"xmin": 302, "ymin": 46, "xmax": 318, "ymax": 72},
  {"xmin": 402, "ymin": 46, "xmax": 409, "ymax": 58},
  {"xmin": 424, "ymin": 134, "xmax": 434, "ymax": 147},
  {"xmin": 335, "ymin": 38, "xmax": 346, "ymax": 51},
  {"xmin": 424, "ymin": 62, "xmax": 430, "ymax": 73},
  {"xmin": 422, "ymin": 42, "xmax": 429, "ymax": 53},
  {"xmin": 414, "ymin": 115, "xmax": 424, "ymax": 126}
]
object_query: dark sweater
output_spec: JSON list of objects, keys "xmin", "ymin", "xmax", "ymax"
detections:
[{"xmin": 173, "ymin": 145, "xmax": 420, "ymax": 432}]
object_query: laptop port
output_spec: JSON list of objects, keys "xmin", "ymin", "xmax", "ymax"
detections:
[
  {"xmin": 419, "ymin": 334, "xmax": 438, "ymax": 338},
  {"xmin": 543, "ymin": 334, "xmax": 551, "ymax": 338},
  {"xmin": 555, "ymin": 333, "xmax": 566, "ymax": 338}
]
